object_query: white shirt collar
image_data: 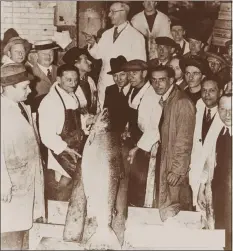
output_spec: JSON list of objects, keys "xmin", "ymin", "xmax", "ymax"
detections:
[
  {"xmin": 37, "ymin": 63, "xmax": 52, "ymax": 76},
  {"xmin": 205, "ymin": 106, "xmax": 218, "ymax": 119},
  {"xmin": 159, "ymin": 60, "xmax": 168, "ymax": 66},
  {"xmin": 114, "ymin": 21, "xmax": 128, "ymax": 33},
  {"xmin": 161, "ymin": 84, "xmax": 174, "ymax": 102}
]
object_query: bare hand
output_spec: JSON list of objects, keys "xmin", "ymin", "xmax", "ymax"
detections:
[
  {"xmin": 167, "ymin": 172, "xmax": 181, "ymax": 186},
  {"xmin": 65, "ymin": 147, "xmax": 82, "ymax": 164},
  {"xmin": 86, "ymin": 115, "xmax": 97, "ymax": 127},
  {"xmin": 1, "ymin": 186, "xmax": 12, "ymax": 203},
  {"xmin": 127, "ymin": 147, "xmax": 139, "ymax": 165},
  {"xmin": 197, "ymin": 185, "xmax": 206, "ymax": 211},
  {"xmin": 121, "ymin": 131, "xmax": 130, "ymax": 141}
]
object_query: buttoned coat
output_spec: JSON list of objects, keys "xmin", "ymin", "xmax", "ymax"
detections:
[
  {"xmin": 1, "ymin": 96, "xmax": 45, "ymax": 232},
  {"xmin": 88, "ymin": 22, "xmax": 146, "ymax": 108},
  {"xmin": 158, "ymin": 85, "xmax": 196, "ymax": 221}
]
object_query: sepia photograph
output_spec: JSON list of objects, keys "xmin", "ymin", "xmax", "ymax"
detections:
[{"xmin": 0, "ymin": 0, "xmax": 232, "ymax": 250}]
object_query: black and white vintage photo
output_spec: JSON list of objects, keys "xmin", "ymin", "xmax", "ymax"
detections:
[{"xmin": 0, "ymin": 1, "xmax": 232, "ymax": 250}]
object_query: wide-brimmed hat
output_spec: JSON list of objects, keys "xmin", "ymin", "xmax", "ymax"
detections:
[
  {"xmin": 179, "ymin": 56, "xmax": 210, "ymax": 76},
  {"xmin": 32, "ymin": 39, "xmax": 60, "ymax": 51},
  {"xmin": 107, "ymin": 55, "xmax": 127, "ymax": 75},
  {"xmin": 3, "ymin": 36, "xmax": 31, "ymax": 55},
  {"xmin": 62, "ymin": 47, "xmax": 92, "ymax": 65},
  {"xmin": 1, "ymin": 63, "xmax": 34, "ymax": 87},
  {"xmin": 206, "ymin": 52, "xmax": 228, "ymax": 66},
  {"xmin": 122, "ymin": 59, "xmax": 147, "ymax": 72},
  {"xmin": 155, "ymin": 36, "xmax": 179, "ymax": 49}
]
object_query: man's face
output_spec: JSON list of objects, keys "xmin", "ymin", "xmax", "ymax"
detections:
[
  {"xmin": 171, "ymin": 25, "xmax": 185, "ymax": 43},
  {"xmin": 8, "ymin": 43, "xmax": 26, "ymax": 64},
  {"xmin": 75, "ymin": 54, "xmax": 92, "ymax": 73},
  {"xmin": 37, "ymin": 49, "xmax": 54, "ymax": 67},
  {"xmin": 169, "ymin": 58, "xmax": 183, "ymax": 80},
  {"xmin": 201, "ymin": 80, "xmax": 221, "ymax": 108},
  {"xmin": 58, "ymin": 70, "xmax": 78, "ymax": 93},
  {"xmin": 185, "ymin": 65, "xmax": 203, "ymax": 89},
  {"xmin": 218, "ymin": 96, "xmax": 232, "ymax": 127},
  {"xmin": 113, "ymin": 71, "xmax": 128, "ymax": 88},
  {"xmin": 143, "ymin": 1, "xmax": 157, "ymax": 12},
  {"xmin": 108, "ymin": 3, "xmax": 126, "ymax": 26},
  {"xmin": 7, "ymin": 80, "xmax": 31, "ymax": 102},
  {"xmin": 207, "ymin": 57, "xmax": 222, "ymax": 74},
  {"xmin": 151, "ymin": 70, "xmax": 173, "ymax": 95},
  {"xmin": 128, "ymin": 70, "xmax": 145, "ymax": 88},
  {"xmin": 157, "ymin": 45, "xmax": 172, "ymax": 62},
  {"xmin": 189, "ymin": 38, "xmax": 203, "ymax": 55}
]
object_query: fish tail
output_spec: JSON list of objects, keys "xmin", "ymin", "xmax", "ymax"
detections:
[{"xmin": 86, "ymin": 226, "xmax": 121, "ymax": 250}]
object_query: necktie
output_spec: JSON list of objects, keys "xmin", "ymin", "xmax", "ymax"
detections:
[
  {"xmin": 80, "ymin": 77, "xmax": 92, "ymax": 110},
  {"xmin": 47, "ymin": 69, "xmax": 52, "ymax": 82},
  {"xmin": 224, "ymin": 127, "xmax": 230, "ymax": 137},
  {"xmin": 131, "ymin": 88, "xmax": 140, "ymax": 102},
  {"xmin": 206, "ymin": 108, "xmax": 211, "ymax": 122},
  {"xmin": 159, "ymin": 96, "xmax": 164, "ymax": 107},
  {"xmin": 18, "ymin": 102, "xmax": 29, "ymax": 123},
  {"xmin": 113, "ymin": 27, "xmax": 119, "ymax": 42}
]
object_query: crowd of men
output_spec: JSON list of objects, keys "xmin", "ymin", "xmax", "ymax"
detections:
[{"xmin": 1, "ymin": 1, "xmax": 232, "ymax": 250}]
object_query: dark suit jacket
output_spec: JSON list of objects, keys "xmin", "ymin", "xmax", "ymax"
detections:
[
  {"xmin": 103, "ymin": 84, "xmax": 131, "ymax": 133},
  {"xmin": 26, "ymin": 63, "xmax": 57, "ymax": 112}
]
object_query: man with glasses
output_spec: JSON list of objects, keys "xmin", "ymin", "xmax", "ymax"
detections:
[
  {"xmin": 85, "ymin": 1, "xmax": 146, "ymax": 109},
  {"xmin": 150, "ymin": 65, "xmax": 195, "ymax": 222},
  {"xmin": 180, "ymin": 56, "xmax": 210, "ymax": 104}
]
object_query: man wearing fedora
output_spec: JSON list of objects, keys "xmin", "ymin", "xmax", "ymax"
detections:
[
  {"xmin": 121, "ymin": 59, "xmax": 162, "ymax": 207},
  {"xmin": 1, "ymin": 64, "xmax": 45, "ymax": 249},
  {"xmin": 148, "ymin": 36, "xmax": 179, "ymax": 66},
  {"xmin": 104, "ymin": 55, "xmax": 131, "ymax": 133},
  {"xmin": 85, "ymin": 1, "xmax": 146, "ymax": 109},
  {"xmin": 62, "ymin": 47, "xmax": 99, "ymax": 136},
  {"xmin": 180, "ymin": 56, "xmax": 210, "ymax": 104},
  {"xmin": 206, "ymin": 52, "xmax": 228, "ymax": 75},
  {"xmin": 28, "ymin": 39, "xmax": 59, "ymax": 112},
  {"xmin": 1, "ymin": 29, "xmax": 31, "ymax": 66},
  {"xmin": 150, "ymin": 65, "xmax": 195, "ymax": 222},
  {"xmin": 170, "ymin": 19, "xmax": 190, "ymax": 56},
  {"xmin": 183, "ymin": 29, "xmax": 208, "ymax": 59}
]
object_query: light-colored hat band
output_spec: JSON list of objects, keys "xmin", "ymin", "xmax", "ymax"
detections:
[
  {"xmin": 1, "ymin": 71, "xmax": 29, "ymax": 86},
  {"xmin": 34, "ymin": 43, "xmax": 58, "ymax": 51}
]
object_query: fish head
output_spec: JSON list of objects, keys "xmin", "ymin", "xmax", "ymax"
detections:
[{"xmin": 93, "ymin": 108, "xmax": 111, "ymax": 133}]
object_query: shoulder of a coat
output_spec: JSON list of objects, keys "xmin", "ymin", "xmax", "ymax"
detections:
[
  {"xmin": 131, "ymin": 10, "xmax": 143, "ymax": 21},
  {"xmin": 157, "ymin": 11, "xmax": 170, "ymax": 21}
]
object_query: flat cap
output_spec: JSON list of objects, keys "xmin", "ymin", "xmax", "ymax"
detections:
[
  {"xmin": 122, "ymin": 59, "xmax": 148, "ymax": 72},
  {"xmin": 179, "ymin": 56, "xmax": 210, "ymax": 76},
  {"xmin": 155, "ymin": 36, "xmax": 178, "ymax": 49}
]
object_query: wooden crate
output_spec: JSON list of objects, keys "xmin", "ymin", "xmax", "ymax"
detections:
[
  {"xmin": 214, "ymin": 20, "xmax": 232, "ymax": 30},
  {"xmin": 220, "ymin": 2, "xmax": 232, "ymax": 12},
  {"xmin": 218, "ymin": 11, "xmax": 232, "ymax": 21},
  {"xmin": 212, "ymin": 36, "xmax": 231, "ymax": 47},
  {"xmin": 213, "ymin": 28, "xmax": 232, "ymax": 39}
]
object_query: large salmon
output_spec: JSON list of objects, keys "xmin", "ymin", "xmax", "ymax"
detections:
[{"xmin": 81, "ymin": 108, "xmax": 122, "ymax": 250}]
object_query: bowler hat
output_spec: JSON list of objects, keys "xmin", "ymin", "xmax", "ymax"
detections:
[
  {"xmin": 170, "ymin": 18, "xmax": 186, "ymax": 29},
  {"xmin": 179, "ymin": 56, "xmax": 210, "ymax": 76},
  {"xmin": 2, "ymin": 28, "xmax": 19, "ymax": 45},
  {"xmin": 155, "ymin": 36, "xmax": 178, "ymax": 49},
  {"xmin": 107, "ymin": 56, "xmax": 127, "ymax": 75},
  {"xmin": 3, "ymin": 36, "xmax": 31, "ymax": 55},
  {"xmin": 1, "ymin": 63, "xmax": 34, "ymax": 87},
  {"xmin": 32, "ymin": 39, "xmax": 59, "ymax": 51},
  {"xmin": 122, "ymin": 59, "xmax": 148, "ymax": 72},
  {"xmin": 62, "ymin": 47, "xmax": 92, "ymax": 65}
]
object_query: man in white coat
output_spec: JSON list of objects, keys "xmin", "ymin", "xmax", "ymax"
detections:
[
  {"xmin": 1, "ymin": 64, "xmax": 45, "ymax": 249},
  {"xmin": 62, "ymin": 47, "xmax": 100, "ymax": 135},
  {"xmin": 85, "ymin": 1, "xmax": 146, "ymax": 108},
  {"xmin": 131, "ymin": 1, "xmax": 172, "ymax": 59},
  {"xmin": 189, "ymin": 76, "xmax": 223, "ymax": 211},
  {"xmin": 121, "ymin": 59, "xmax": 162, "ymax": 207}
]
